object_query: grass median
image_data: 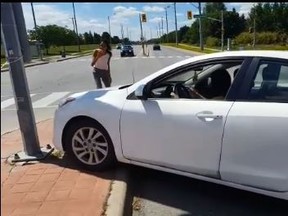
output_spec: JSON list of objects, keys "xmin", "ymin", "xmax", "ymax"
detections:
[{"xmin": 162, "ymin": 43, "xmax": 287, "ymax": 54}]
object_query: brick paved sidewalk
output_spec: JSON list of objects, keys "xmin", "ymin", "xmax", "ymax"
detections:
[{"xmin": 1, "ymin": 119, "xmax": 114, "ymax": 216}]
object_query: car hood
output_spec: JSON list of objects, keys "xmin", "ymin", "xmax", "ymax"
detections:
[{"xmin": 67, "ymin": 84, "xmax": 131, "ymax": 102}]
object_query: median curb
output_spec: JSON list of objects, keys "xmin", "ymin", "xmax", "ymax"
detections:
[{"xmin": 105, "ymin": 167, "xmax": 130, "ymax": 216}]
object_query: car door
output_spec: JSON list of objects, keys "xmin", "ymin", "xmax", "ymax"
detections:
[
  {"xmin": 120, "ymin": 58, "xmax": 248, "ymax": 177},
  {"xmin": 220, "ymin": 57, "xmax": 288, "ymax": 192}
]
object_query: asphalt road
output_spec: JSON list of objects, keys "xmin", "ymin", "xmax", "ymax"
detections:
[
  {"xmin": 129, "ymin": 166, "xmax": 288, "ymax": 216},
  {"xmin": 1, "ymin": 45, "xmax": 194, "ymax": 134}
]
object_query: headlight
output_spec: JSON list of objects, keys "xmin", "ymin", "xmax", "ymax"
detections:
[{"xmin": 58, "ymin": 97, "xmax": 75, "ymax": 108}]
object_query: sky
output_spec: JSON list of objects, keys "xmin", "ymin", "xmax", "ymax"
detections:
[{"xmin": 22, "ymin": 2, "xmax": 255, "ymax": 41}]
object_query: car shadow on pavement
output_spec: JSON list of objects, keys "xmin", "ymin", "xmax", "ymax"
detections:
[
  {"xmin": 22, "ymin": 153, "xmax": 130, "ymax": 182},
  {"xmin": 128, "ymin": 166, "xmax": 288, "ymax": 216}
]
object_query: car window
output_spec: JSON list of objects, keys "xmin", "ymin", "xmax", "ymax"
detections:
[
  {"xmin": 149, "ymin": 60, "xmax": 244, "ymax": 100},
  {"xmin": 247, "ymin": 60, "xmax": 288, "ymax": 102}
]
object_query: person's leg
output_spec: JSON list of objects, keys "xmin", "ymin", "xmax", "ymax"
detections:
[
  {"xmin": 93, "ymin": 71, "xmax": 102, "ymax": 88},
  {"xmin": 102, "ymin": 71, "xmax": 111, "ymax": 88}
]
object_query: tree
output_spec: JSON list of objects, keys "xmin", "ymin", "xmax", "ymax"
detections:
[
  {"xmin": 101, "ymin": 32, "xmax": 111, "ymax": 43},
  {"xmin": 111, "ymin": 36, "xmax": 121, "ymax": 44},
  {"xmin": 224, "ymin": 8, "xmax": 246, "ymax": 39},
  {"xmin": 93, "ymin": 32, "xmax": 101, "ymax": 44},
  {"xmin": 248, "ymin": 3, "xmax": 288, "ymax": 33},
  {"xmin": 29, "ymin": 24, "xmax": 77, "ymax": 54}
]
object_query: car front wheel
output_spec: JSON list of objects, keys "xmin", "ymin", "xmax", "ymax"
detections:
[{"xmin": 64, "ymin": 119, "xmax": 116, "ymax": 171}]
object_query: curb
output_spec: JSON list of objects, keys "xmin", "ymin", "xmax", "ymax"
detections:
[
  {"xmin": 105, "ymin": 167, "xmax": 130, "ymax": 216},
  {"xmin": 1, "ymin": 52, "xmax": 93, "ymax": 72},
  {"xmin": 1, "ymin": 61, "xmax": 49, "ymax": 72}
]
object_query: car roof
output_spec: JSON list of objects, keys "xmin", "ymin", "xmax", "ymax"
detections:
[{"xmin": 128, "ymin": 50, "xmax": 288, "ymax": 93}]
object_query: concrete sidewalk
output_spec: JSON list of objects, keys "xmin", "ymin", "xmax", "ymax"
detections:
[{"xmin": 1, "ymin": 119, "xmax": 116, "ymax": 216}]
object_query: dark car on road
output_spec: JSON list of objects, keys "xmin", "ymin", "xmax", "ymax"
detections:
[
  {"xmin": 153, "ymin": 44, "xmax": 161, "ymax": 50},
  {"xmin": 120, "ymin": 45, "xmax": 134, "ymax": 57}
]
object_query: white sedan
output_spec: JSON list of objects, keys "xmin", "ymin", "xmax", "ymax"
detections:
[{"xmin": 53, "ymin": 51, "xmax": 288, "ymax": 200}]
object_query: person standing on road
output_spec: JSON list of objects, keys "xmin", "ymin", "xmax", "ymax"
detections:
[{"xmin": 91, "ymin": 40, "xmax": 112, "ymax": 88}]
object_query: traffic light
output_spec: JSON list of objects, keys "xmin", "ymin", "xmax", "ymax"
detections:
[
  {"xmin": 141, "ymin": 13, "xmax": 147, "ymax": 22},
  {"xmin": 187, "ymin": 11, "xmax": 192, "ymax": 20}
]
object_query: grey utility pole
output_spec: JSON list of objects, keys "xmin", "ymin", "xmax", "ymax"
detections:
[
  {"xmin": 108, "ymin": 16, "xmax": 111, "ymax": 44},
  {"xmin": 13, "ymin": 3, "xmax": 31, "ymax": 63},
  {"xmin": 198, "ymin": 2, "xmax": 204, "ymax": 51},
  {"xmin": 1, "ymin": 3, "xmax": 53, "ymax": 162},
  {"xmin": 72, "ymin": 3, "xmax": 80, "ymax": 52},
  {"xmin": 221, "ymin": 10, "xmax": 224, "ymax": 51},
  {"xmin": 121, "ymin": 24, "xmax": 124, "ymax": 40},
  {"xmin": 253, "ymin": 15, "xmax": 256, "ymax": 49},
  {"xmin": 161, "ymin": 17, "xmax": 164, "ymax": 37},
  {"xmin": 174, "ymin": 2, "xmax": 178, "ymax": 46},
  {"xmin": 139, "ymin": 14, "xmax": 145, "ymax": 55},
  {"xmin": 165, "ymin": 6, "xmax": 170, "ymax": 43},
  {"xmin": 31, "ymin": 3, "xmax": 42, "ymax": 60}
]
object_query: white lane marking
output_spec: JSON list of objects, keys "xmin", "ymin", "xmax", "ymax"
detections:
[
  {"xmin": 1, "ymin": 94, "xmax": 36, "ymax": 110},
  {"xmin": 159, "ymin": 56, "xmax": 165, "ymax": 58},
  {"xmin": 185, "ymin": 56, "xmax": 192, "ymax": 58},
  {"xmin": 177, "ymin": 56, "xmax": 182, "ymax": 58},
  {"xmin": 168, "ymin": 56, "xmax": 173, "ymax": 58},
  {"xmin": 149, "ymin": 56, "xmax": 156, "ymax": 58},
  {"xmin": 32, "ymin": 92, "xmax": 70, "ymax": 108}
]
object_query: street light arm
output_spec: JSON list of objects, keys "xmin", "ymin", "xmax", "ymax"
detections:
[{"xmin": 205, "ymin": 16, "xmax": 221, "ymax": 22}]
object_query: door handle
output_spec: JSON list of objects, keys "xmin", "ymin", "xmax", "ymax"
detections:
[{"xmin": 196, "ymin": 113, "xmax": 223, "ymax": 121}]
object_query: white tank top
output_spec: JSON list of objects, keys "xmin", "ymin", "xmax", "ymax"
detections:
[{"xmin": 95, "ymin": 53, "xmax": 110, "ymax": 70}]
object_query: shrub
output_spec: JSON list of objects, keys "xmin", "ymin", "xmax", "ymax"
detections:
[{"xmin": 205, "ymin": 37, "xmax": 220, "ymax": 47}]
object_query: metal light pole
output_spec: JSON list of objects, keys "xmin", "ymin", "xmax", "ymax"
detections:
[
  {"xmin": 165, "ymin": 6, "xmax": 170, "ymax": 43},
  {"xmin": 71, "ymin": 17, "xmax": 76, "ymax": 32},
  {"xmin": 253, "ymin": 15, "xmax": 256, "ymax": 49},
  {"xmin": 198, "ymin": 2, "xmax": 203, "ymax": 51},
  {"xmin": 108, "ymin": 16, "xmax": 111, "ymax": 44},
  {"xmin": 1, "ymin": 3, "xmax": 53, "ymax": 162},
  {"xmin": 72, "ymin": 3, "xmax": 80, "ymax": 52},
  {"xmin": 221, "ymin": 10, "xmax": 224, "ymax": 51},
  {"xmin": 173, "ymin": 2, "xmax": 178, "ymax": 46},
  {"xmin": 161, "ymin": 17, "xmax": 164, "ymax": 38},
  {"xmin": 30, "ymin": 3, "xmax": 42, "ymax": 60}
]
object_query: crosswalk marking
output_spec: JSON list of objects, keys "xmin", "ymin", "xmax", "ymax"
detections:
[
  {"xmin": 1, "ymin": 94, "xmax": 35, "ymax": 109},
  {"xmin": 32, "ymin": 92, "xmax": 70, "ymax": 108}
]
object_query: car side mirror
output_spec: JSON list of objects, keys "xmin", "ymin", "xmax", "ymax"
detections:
[{"xmin": 135, "ymin": 84, "xmax": 148, "ymax": 100}]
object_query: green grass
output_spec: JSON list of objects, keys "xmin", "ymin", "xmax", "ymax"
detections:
[
  {"xmin": 235, "ymin": 44, "xmax": 288, "ymax": 51},
  {"xmin": 163, "ymin": 43, "xmax": 288, "ymax": 53},
  {"xmin": 162, "ymin": 43, "xmax": 219, "ymax": 54}
]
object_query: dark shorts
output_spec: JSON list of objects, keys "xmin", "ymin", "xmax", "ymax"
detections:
[{"xmin": 93, "ymin": 68, "xmax": 111, "ymax": 89}]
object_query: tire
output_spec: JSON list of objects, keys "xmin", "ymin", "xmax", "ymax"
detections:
[{"xmin": 64, "ymin": 119, "xmax": 117, "ymax": 171}]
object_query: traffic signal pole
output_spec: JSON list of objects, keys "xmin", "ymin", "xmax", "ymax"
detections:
[{"xmin": 1, "ymin": 3, "xmax": 53, "ymax": 162}]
